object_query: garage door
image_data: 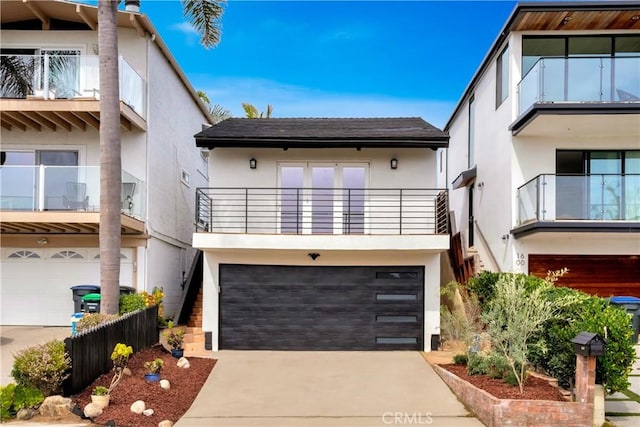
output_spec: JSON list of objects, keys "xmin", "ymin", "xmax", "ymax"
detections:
[
  {"xmin": 1, "ymin": 248, "xmax": 134, "ymax": 326},
  {"xmin": 219, "ymin": 265, "xmax": 424, "ymax": 350},
  {"xmin": 529, "ymin": 254, "xmax": 640, "ymax": 297}
]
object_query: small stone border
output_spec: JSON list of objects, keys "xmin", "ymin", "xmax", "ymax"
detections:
[{"xmin": 432, "ymin": 364, "xmax": 593, "ymax": 427}]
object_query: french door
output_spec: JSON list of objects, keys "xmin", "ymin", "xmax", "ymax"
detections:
[{"xmin": 278, "ymin": 163, "xmax": 368, "ymax": 234}]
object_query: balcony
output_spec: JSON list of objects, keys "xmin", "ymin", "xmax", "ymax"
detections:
[
  {"xmin": 512, "ymin": 56, "xmax": 640, "ymax": 136},
  {"xmin": 514, "ymin": 173, "xmax": 640, "ymax": 237},
  {"xmin": 0, "ymin": 166, "xmax": 145, "ymax": 234},
  {"xmin": 195, "ymin": 188, "xmax": 449, "ymax": 235},
  {"xmin": 0, "ymin": 54, "xmax": 146, "ymax": 131}
]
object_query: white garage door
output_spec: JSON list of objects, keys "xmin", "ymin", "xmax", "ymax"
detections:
[{"xmin": 1, "ymin": 248, "xmax": 134, "ymax": 326}]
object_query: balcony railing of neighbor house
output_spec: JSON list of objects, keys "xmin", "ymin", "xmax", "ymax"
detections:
[
  {"xmin": 196, "ymin": 188, "xmax": 449, "ymax": 235},
  {"xmin": 0, "ymin": 54, "xmax": 146, "ymax": 117},
  {"xmin": 518, "ymin": 56, "xmax": 640, "ymax": 114},
  {"xmin": 517, "ymin": 174, "xmax": 640, "ymax": 225},
  {"xmin": 0, "ymin": 166, "xmax": 146, "ymax": 219}
]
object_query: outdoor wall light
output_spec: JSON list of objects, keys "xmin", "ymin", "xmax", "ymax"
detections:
[
  {"xmin": 501, "ymin": 234, "xmax": 509, "ymax": 243},
  {"xmin": 37, "ymin": 237, "xmax": 48, "ymax": 246},
  {"xmin": 390, "ymin": 158, "xmax": 398, "ymax": 170},
  {"xmin": 249, "ymin": 158, "xmax": 257, "ymax": 169},
  {"xmin": 308, "ymin": 252, "xmax": 320, "ymax": 261}
]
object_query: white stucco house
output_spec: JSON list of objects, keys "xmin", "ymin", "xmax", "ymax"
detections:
[
  {"xmin": 443, "ymin": 1, "xmax": 640, "ymax": 296},
  {"xmin": 0, "ymin": 0, "xmax": 211, "ymax": 325},
  {"xmin": 192, "ymin": 118, "xmax": 450, "ymax": 351}
]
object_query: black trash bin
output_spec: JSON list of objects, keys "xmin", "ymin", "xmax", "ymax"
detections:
[
  {"xmin": 81, "ymin": 293, "xmax": 101, "ymax": 313},
  {"xmin": 70, "ymin": 285, "xmax": 100, "ymax": 313},
  {"xmin": 119, "ymin": 286, "xmax": 135, "ymax": 295},
  {"xmin": 610, "ymin": 296, "xmax": 640, "ymax": 344}
]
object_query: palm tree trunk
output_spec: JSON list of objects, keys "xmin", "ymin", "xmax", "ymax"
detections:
[{"xmin": 98, "ymin": 0, "xmax": 121, "ymax": 315}]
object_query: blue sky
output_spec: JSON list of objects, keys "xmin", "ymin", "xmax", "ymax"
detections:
[{"xmin": 137, "ymin": 1, "xmax": 519, "ymax": 127}]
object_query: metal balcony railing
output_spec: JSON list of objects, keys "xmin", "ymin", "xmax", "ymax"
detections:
[
  {"xmin": 0, "ymin": 166, "xmax": 146, "ymax": 219},
  {"xmin": 195, "ymin": 188, "xmax": 449, "ymax": 235},
  {"xmin": 518, "ymin": 56, "xmax": 640, "ymax": 114},
  {"xmin": 0, "ymin": 54, "xmax": 146, "ymax": 117},
  {"xmin": 517, "ymin": 173, "xmax": 640, "ymax": 225}
]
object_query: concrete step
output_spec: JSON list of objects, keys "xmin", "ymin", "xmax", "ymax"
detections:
[
  {"xmin": 184, "ymin": 326, "xmax": 202, "ymax": 334},
  {"xmin": 184, "ymin": 334, "xmax": 205, "ymax": 344},
  {"xmin": 183, "ymin": 342, "xmax": 204, "ymax": 352}
]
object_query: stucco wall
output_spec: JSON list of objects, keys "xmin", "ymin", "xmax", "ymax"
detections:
[{"xmin": 207, "ymin": 147, "xmax": 439, "ymax": 188}]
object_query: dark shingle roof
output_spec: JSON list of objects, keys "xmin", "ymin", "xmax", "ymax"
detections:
[{"xmin": 195, "ymin": 118, "xmax": 449, "ymax": 149}]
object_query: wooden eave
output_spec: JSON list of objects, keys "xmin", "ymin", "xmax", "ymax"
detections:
[
  {"xmin": 0, "ymin": 99, "xmax": 146, "ymax": 132},
  {"xmin": 0, "ymin": 211, "xmax": 146, "ymax": 235},
  {"xmin": 511, "ymin": 8, "xmax": 640, "ymax": 31}
]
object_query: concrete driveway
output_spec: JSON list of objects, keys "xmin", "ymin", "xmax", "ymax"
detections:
[
  {"xmin": 176, "ymin": 351, "xmax": 483, "ymax": 427},
  {"xmin": 0, "ymin": 326, "xmax": 70, "ymax": 386}
]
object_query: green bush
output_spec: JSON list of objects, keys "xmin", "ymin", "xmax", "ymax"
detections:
[
  {"xmin": 11, "ymin": 340, "xmax": 71, "ymax": 397},
  {"xmin": 119, "ymin": 293, "xmax": 146, "ymax": 314},
  {"xmin": 528, "ymin": 290, "xmax": 635, "ymax": 394},
  {"xmin": 440, "ymin": 281, "xmax": 484, "ymax": 347},
  {"xmin": 76, "ymin": 313, "xmax": 119, "ymax": 333},
  {"xmin": 0, "ymin": 383, "xmax": 44, "ymax": 420},
  {"xmin": 468, "ymin": 271, "xmax": 549, "ymax": 307},
  {"xmin": 486, "ymin": 353, "xmax": 510, "ymax": 380},
  {"xmin": 453, "ymin": 354, "xmax": 468, "ymax": 366},
  {"xmin": 467, "ymin": 353, "xmax": 489, "ymax": 376}
]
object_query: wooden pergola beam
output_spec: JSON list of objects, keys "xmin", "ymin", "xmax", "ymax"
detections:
[
  {"xmin": 76, "ymin": 4, "xmax": 97, "ymax": 31},
  {"xmin": 23, "ymin": 0, "xmax": 50, "ymax": 30}
]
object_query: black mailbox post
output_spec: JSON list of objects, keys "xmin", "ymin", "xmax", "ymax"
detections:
[{"xmin": 571, "ymin": 332, "xmax": 605, "ymax": 357}]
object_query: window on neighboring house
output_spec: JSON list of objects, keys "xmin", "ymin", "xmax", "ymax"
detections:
[
  {"xmin": 468, "ymin": 95, "xmax": 475, "ymax": 168},
  {"xmin": 496, "ymin": 46, "xmax": 509, "ymax": 107}
]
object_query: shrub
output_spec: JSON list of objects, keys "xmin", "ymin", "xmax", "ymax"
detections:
[
  {"xmin": 92, "ymin": 386, "xmax": 109, "ymax": 396},
  {"xmin": 482, "ymin": 274, "xmax": 564, "ymax": 393},
  {"xmin": 440, "ymin": 281, "xmax": 484, "ymax": 348},
  {"xmin": 144, "ymin": 358, "xmax": 164, "ymax": 374},
  {"xmin": 486, "ymin": 353, "xmax": 511, "ymax": 380},
  {"xmin": 0, "ymin": 383, "xmax": 44, "ymax": 421},
  {"xmin": 467, "ymin": 353, "xmax": 489, "ymax": 376},
  {"xmin": 119, "ymin": 293, "xmax": 146, "ymax": 314},
  {"xmin": 76, "ymin": 313, "xmax": 119, "ymax": 333},
  {"xmin": 11, "ymin": 340, "xmax": 70, "ymax": 397},
  {"xmin": 528, "ymin": 290, "xmax": 635, "ymax": 395},
  {"xmin": 453, "ymin": 354, "xmax": 468, "ymax": 366}
]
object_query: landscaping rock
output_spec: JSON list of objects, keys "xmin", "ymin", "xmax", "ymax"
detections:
[
  {"xmin": 16, "ymin": 408, "xmax": 36, "ymax": 420},
  {"xmin": 158, "ymin": 420, "xmax": 174, "ymax": 427},
  {"xmin": 177, "ymin": 357, "xmax": 190, "ymax": 369},
  {"xmin": 160, "ymin": 379, "xmax": 170, "ymax": 389},
  {"xmin": 143, "ymin": 408, "xmax": 154, "ymax": 416},
  {"xmin": 123, "ymin": 367, "xmax": 132, "ymax": 376},
  {"xmin": 39, "ymin": 395, "xmax": 72, "ymax": 416},
  {"xmin": 130, "ymin": 400, "xmax": 146, "ymax": 414},
  {"xmin": 83, "ymin": 402, "xmax": 103, "ymax": 418}
]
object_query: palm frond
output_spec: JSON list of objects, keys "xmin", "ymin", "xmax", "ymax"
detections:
[
  {"xmin": 242, "ymin": 102, "xmax": 259, "ymax": 119},
  {"xmin": 0, "ymin": 55, "xmax": 34, "ymax": 98},
  {"xmin": 210, "ymin": 104, "xmax": 231, "ymax": 123},
  {"xmin": 197, "ymin": 90, "xmax": 211, "ymax": 105},
  {"xmin": 181, "ymin": 0, "xmax": 226, "ymax": 49}
]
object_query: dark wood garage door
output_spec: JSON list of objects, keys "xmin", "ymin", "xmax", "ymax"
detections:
[
  {"xmin": 219, "ymin": 265, "xmax": 424, "ymax": 350},
  {"xmin": 529, "ymin": 254, "xmax": 640, "ymax": 297}
]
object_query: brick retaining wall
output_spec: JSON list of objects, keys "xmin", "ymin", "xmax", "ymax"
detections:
[{"xmin": 433, "ymin": 364, "xmax": 593, "ymax": 427}]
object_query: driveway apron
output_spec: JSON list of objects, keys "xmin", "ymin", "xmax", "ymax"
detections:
[{"xmin": 176, "ymin": 351, "xmax": 483, "ymax": 426}]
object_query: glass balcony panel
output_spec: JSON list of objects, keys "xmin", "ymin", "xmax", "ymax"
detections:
[
  {"xmin": 518, "ymin": 174, "xmax": 640, "ymax": 224},
  {"xmin": 0, "ymin": 54, "xmax": 145, "ymax": 118},
  {"xmin": 539, "ymin": 58, "xmax": 566, "ymax": 102},
  {"xmin": 0, "ymin": 165, "xmax": 145, "ymax": 218},
  {"xmin": 567, "ymin": 57, "xmax": 608, "ymax": 102},
  {"xmin": 518, "ymin": 56, "xmax": 640, "ymax": 114},
  {"xmin": 0, "ymin": 166, "xmax": 37, "ymax": 210}
]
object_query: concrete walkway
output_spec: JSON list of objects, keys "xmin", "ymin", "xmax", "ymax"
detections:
[
  {"xmin": 606, "ymin": 344, "xmax": 640, "ymax": 427},
  {"xmin": 176, "ymin": 351, "xmax": 483, "ymax": 427}
]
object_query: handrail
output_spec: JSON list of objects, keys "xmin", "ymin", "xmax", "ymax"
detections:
[
  {"xmin": 195, "ymin": 187, "xmax": 449, "ymax": 235},
  {"xmin": 473, "ymin": 220, "xmax": 501, "ymax": 272}
]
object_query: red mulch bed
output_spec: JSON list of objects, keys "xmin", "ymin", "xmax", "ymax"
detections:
[
  {"xmin": 73, "ymin": 345, "xmax": 216, "ymax": 427},
  {"xmin": 440, "ymin": 364, "xmax": 567, "ymax": 401}
]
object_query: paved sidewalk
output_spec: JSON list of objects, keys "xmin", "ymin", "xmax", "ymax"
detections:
[
  {"xmin": 606, "ymin": 344, "xmax": 640, "ymax": 427},
  {"xmin": 176, "ymin": 351, "xmax": 483, "ymax": 427}
]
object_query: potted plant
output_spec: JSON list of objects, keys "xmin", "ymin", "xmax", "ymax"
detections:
[
  {"xmin": 90, "ymin": 385, "xmax": 110, "ymax": 408},
  {"xmin": 144, "ymin": 358, "xmax": 163, "ymax": 383},
  {"xmin": 165, "ymin": 324, "xmax": 185, "ymax": 358}
]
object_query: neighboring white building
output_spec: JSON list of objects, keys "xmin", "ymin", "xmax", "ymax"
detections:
[
  {"xmin": 192, "ymin": 118, "xmax": 450, "ymax": 351},
  {"xmin": 443, "ymin": 1, "xmax": 640, "ymax": 296},
  {"xmin": 0, "ymin": 0, "xmax": 211, "ymax": 325}
]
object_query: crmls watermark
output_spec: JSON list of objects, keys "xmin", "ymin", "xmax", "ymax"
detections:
[{"xmin": 382, "ymin": 412, "xmax": 433, "ymax": 425}]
